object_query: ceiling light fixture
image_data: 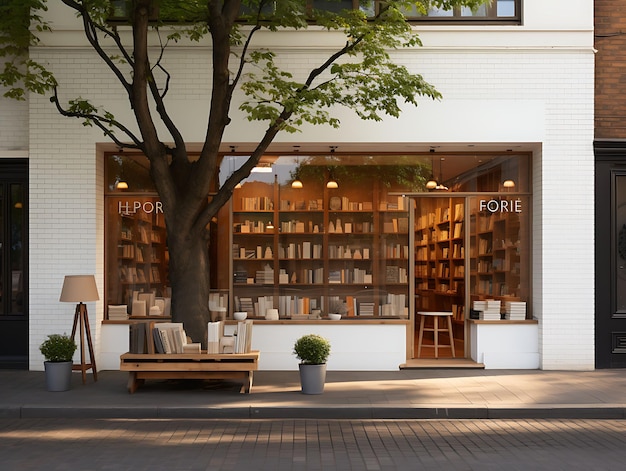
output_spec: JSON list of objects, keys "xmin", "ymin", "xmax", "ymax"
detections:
[
  {"xmin": 292, "ymin": 156, "xmax": 303, "ymax": 189},
  {"xmin": 426, "ymin": 153, "xmax": 437, "ymax": 190},
  {"xmin": 435, "ymin": 157, "xmax": 449, "ymax": 191},
  {"xmin": 252, "ymin": 163, "xmax": 272, "ymax": 173}
]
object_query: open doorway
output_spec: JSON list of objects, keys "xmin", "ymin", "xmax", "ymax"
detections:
[
  {"xmin": 414, "ymin": 196, "xmax": 466, "ymax": 359},
  {"xmin": 411, "ymin": 193, "xmax": 531, "ymax": 363}
]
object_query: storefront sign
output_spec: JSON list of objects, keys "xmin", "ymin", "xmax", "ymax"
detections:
[
  {"xmin": 479, "ymin": 199, "xmax": 522, "ymax": 213},
  {"xmin": 118, "ymin": 201, "xmax": 163, "ymax": 215}
]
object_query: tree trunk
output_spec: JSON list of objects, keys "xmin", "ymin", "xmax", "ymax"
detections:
[{"xmin": 168, "ymin": 230, "xmax": 211, "ymax": 348}]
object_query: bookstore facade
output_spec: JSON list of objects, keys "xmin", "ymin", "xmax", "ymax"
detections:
[
  {"xmin": 103, "ymin": 150, "xmax": 535, "ymax": 369},
  {"xmin": 3, "ymin": 0, "xmax": 594, "ymax": 371}
]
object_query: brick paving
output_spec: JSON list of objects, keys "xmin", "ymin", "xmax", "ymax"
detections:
[{"xmin": 1, "ymin": 418, "xmax": 626, "ymax": 470}]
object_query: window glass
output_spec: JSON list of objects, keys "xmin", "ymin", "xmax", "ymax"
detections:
[
  {"xmin": 461, "ymin": 5, "xmax": 488, "ymax": 17},
  {"xmin": 616, "ymin": 175, "xmax": 626, "ymax": 312},
  {"xmin": 312, "ymin": 0, "xmax": 355, "ymax": 13},
  {"xmin": 105, "ymin": 154, "xmax": 156, "ymax": 193},
  {"xmin": 105, "ymin": 152, "xmax": 529, "ymax": 319},
  {"xmin": 105, "ymin": 195, "xmax": 170, "ymax": 318},
  {"xmin": 468, "ymin": 194, "xmax": 530, "ymax": 316},
  {"xmin": 497, "ymin": 0, "xmax": 516, "ymax": 17},
  {"xmin": 0, "ymin": 185, "xmax": 3, "ymax": 316},
  {"xmin": 9, "ymin": 184, "xmax": 24, "ymax": 316}
]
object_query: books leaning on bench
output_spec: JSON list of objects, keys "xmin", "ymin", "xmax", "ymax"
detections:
[
  {"xmin": 235, "ymin": 320, "xmax": 253, "ymax": 354},
  {"xmin": 152, "ymin": 322, "xmax": 200, "ymax": 354},
  {"xmin": 207, "ymin": 320, "xmax": 253, "ymax": 354},
  {"xmin": 207, "ymin": 321, "xmax": 223, "ymax": 354}
]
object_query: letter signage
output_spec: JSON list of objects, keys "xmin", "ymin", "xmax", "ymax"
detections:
[
  {"xmin": 118, "ymin": 201, "xmax": 163, "ymax": 215},
  {"xmin": 479, "ymin": 199, "xmax": 522, "ymax": 213}
]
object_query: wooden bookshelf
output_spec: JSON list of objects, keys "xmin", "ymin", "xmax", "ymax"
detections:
[
  {"xmin": 231, "ymin": 178, "xmax": 409, "ymax": 318},
  {"xmin": 106, "ymin": 197, "xmax": 169, "ymax": 317}
]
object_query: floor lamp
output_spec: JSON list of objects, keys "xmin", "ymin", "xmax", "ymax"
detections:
[{"xmin": 60, "ymin": 275, "xmax": 99, "ymax": 383}]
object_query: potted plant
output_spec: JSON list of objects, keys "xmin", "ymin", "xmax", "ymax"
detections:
[
  {"xmin": 40, "ymin": 333, "xmax": 77, "ymax": 392},
  {"xmin": 293, "ymin": 334, "xmax": 331, "ymax": 394}
]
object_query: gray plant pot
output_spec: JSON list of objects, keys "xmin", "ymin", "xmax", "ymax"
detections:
[
  {"xmin": 298, "ymin": 363, "xmax": 327, "ymax": 395},
  {"xmin": 44, "ymin": 361, "xmax": 73, "ymax": 392}
]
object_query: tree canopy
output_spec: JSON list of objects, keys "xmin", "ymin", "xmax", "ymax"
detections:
[{"xmin": 1, "ymin": 0, "xmax": 488, "ymax": 344}]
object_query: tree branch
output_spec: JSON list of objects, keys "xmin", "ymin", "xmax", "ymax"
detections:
[
  {"xmin": 61, "ymin": 0, "xmax": 132, "ymax": 98},
  {"xmin": 50, "ymin": 87, "xmax": 143, "ymax": 150},
  {"xmin": 146, "ymin": 29, "xmax": 186, "ymax": 154}
]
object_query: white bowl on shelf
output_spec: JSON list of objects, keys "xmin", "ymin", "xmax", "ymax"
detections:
[
  {"xmin": 234, "ymin": 311, "xmax": 247, "ymax": 321},
  {"xmin": 328, "ymin": 313, "xmax": 342, "ymax": 321}
]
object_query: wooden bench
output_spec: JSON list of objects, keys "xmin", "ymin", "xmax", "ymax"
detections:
[{"xmin": 119, "ymin": 350, "xmax": 260, "ymax": 394}]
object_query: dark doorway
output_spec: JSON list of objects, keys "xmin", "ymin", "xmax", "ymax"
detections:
[
  {"xmin": 0, "ymin": 159, "xmax": 28, "ymax": 369},
  {"xmin": 595, "ymin": 143, "xmax": 626, "ymax": 368}
]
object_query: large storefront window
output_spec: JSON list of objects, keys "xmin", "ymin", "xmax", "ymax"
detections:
[{"xmin": 104, "ymin": 152, "xmax": 530, "ymax": 336}]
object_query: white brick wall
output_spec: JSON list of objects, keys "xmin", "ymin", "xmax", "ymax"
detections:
[{"xmin": 0, "ymin": 89, "xmax": 28, "ymax": 151}]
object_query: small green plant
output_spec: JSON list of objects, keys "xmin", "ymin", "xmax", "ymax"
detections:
[
  {"xmin": 293, "ymin": 334, "xmax": 331, "ymax": 365},
  {"xmin": 39, "ymin": 333, "xmax": 77, "ymax": 362}
]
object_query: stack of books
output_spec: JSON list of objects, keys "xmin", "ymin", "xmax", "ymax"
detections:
[
  {"xmin": 358, "ymin": 302, "xmax": 375, "ymax": 316},
  {"xmin": 255, "ymin": 265, "xmax": 274, "ymax": 284},
  {"xmin": 235, "ymin": 297, "xmax": 254, "ymax": 315},
  {"xmin": 505, "ymin": 301, "xmax": 527, "ymax": 320},
  {"xmin": 108, "ymin": 305, "xmax": 128, "ymax": 320},
  {"xmin": 473, "ymin": 300, "xmax": 502, "ymax": 320}
]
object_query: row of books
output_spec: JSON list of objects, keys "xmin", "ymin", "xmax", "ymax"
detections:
[
  {"xmin": 129, "ymin": 322, "xmax": 197, "ymax": 354},
  {"xmin": 130, "ymin": 320, "xmax": 253, "ymax": 355},
  {"xmin": 328, "ymin": 220, "xmax": 374, "ymax": 234},
  {"xmin": 279, "ymin": 199, "xmax": 323, "ymax": 211}
]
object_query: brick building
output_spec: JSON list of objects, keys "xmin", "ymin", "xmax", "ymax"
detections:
[{"xmin": 595, "ymin": 0, "xmax": 626, "ymax": 367}]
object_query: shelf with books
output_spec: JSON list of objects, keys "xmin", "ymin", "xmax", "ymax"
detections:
[
  {"xmin": 231, "ymin": 178, "xmax": 409, "ymax": 318},
  {"xmin": 468, "ymin": 198, "xmax": 526, "ymax": 304},
  {"xmin": 413, "ymin": 197, "xmax": 465, "ymax": 313},
  {"xmin": 106, "ymin": 197, "xmax": 170, "ymax": 319}
]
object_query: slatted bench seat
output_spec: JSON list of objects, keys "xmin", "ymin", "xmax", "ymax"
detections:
[{"xmin": 119, "ymin": 350, "xmax": 260, "ymax": 394}]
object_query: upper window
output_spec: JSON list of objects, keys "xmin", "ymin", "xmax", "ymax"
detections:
[
  {"xmin": 406, "ymin": 0, "xmax": 520, "ymax": 23},
  {"xmin": 109, "ymin": 1, "xmax": 521, "ymax": 25}
]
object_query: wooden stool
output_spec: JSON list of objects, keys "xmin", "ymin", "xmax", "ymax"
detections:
[{"xmin": 417, "ymin": 311, "xmax": 455, "ymax": 358}]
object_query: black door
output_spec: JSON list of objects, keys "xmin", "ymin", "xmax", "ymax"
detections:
[{"xmin": 0, "ymin": 159, "xmax": 28, "ymax": 369}]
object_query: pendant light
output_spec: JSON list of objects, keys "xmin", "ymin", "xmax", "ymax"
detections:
[
  {"xmin": 292, "ymin": 156, "xmax": 303, "ymax": 188},
  {"xmin": 115, "ymin": 180, "xmax": 129, "ymax": 190},
  {"xmin": 326, "ymin": 146, "xmax": 339, "ymax": 189},
  {"xmin": 426, "ymin": 154, "xmax": 437, "ymax": 190}
]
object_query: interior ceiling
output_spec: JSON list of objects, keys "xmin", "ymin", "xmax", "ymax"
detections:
[
  {"xmin": 218, "ymin": 142, "xmax": 537, "ymax": 154},
  {"xmin": 218, "ymin": 141, "xmax": 537, "ymax": 183},
  {"xmin": 103, "ymin": 141, "xmax": 537, "ymax": 185}
]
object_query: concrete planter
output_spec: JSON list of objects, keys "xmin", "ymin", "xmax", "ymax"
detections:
[
  {"xmin": 44, "ymin": 361, "xmax": 73, "ymax": 392},
  {"xmin": 298, "ymin": 363, "xmax": 327, "ymax": 395}
]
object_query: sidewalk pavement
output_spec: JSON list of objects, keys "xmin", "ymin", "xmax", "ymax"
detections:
[{"xmin": 2, "ymin": 368, "xmax": 626, "ymax": 420}]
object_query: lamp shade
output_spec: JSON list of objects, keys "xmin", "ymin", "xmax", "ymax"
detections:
[{"xmin": 59, "ymin": 275, "xmax": 100, "ymax": 303}]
